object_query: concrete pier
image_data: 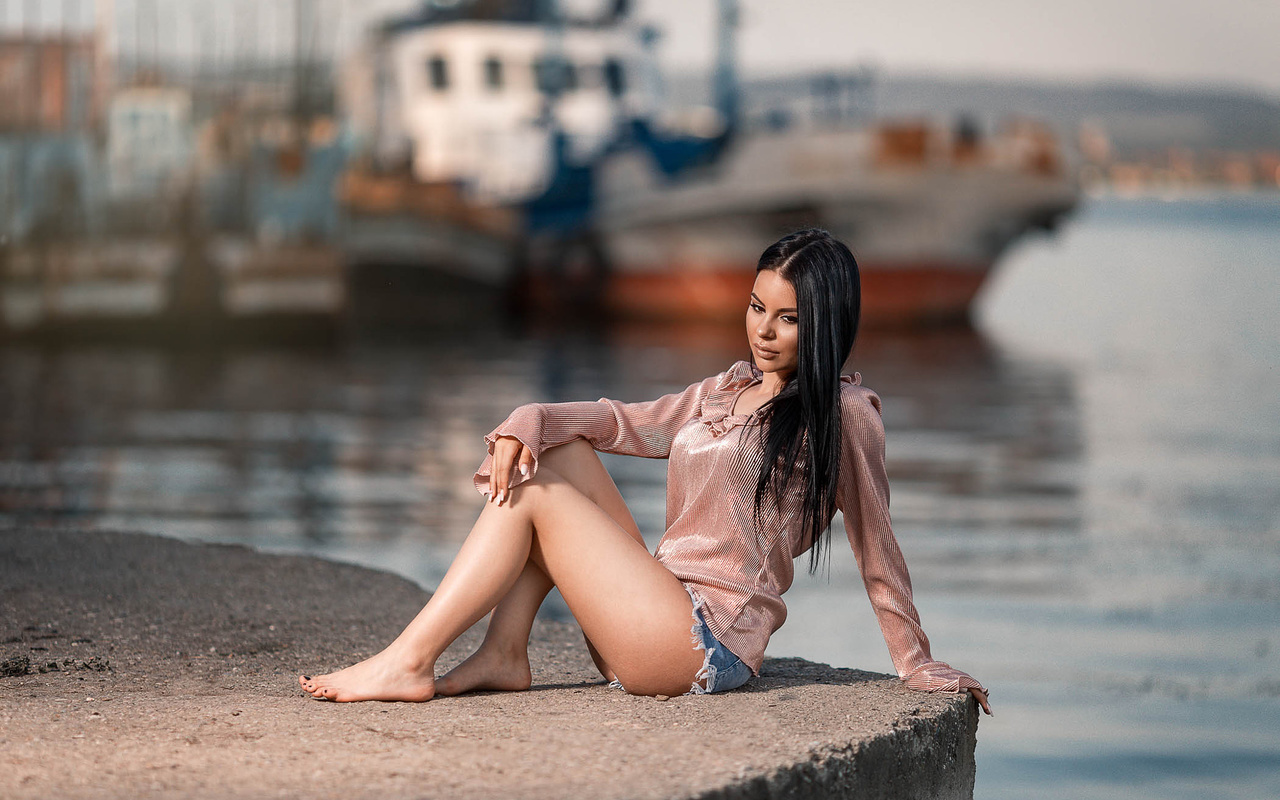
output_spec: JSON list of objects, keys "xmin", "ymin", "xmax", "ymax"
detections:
[{"xmin": 0, "ymin": 529, "xmax": 978, "ymax": 799}]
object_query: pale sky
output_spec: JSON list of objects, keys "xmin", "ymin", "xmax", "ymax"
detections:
[
  {"xmin": 7, "ymin": 0, "xmax": 1279, "ymax": 98},
  {"xmin": 642, "ymin": 0, "xmax": 1280, "ymax": 96}
]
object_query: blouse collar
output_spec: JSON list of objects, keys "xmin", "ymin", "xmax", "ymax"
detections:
[{"xmin": 700, "ymin": 361, "xmax": 861, "ymax": 437}]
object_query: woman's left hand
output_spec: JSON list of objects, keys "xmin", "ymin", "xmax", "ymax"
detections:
[
  {"xmin": 968, "ymin": 687, "xmax": 991, "ymax": 716},
  {"xmin": 488, "ymin": 435, "xmax": 534, "ymax": 506}
]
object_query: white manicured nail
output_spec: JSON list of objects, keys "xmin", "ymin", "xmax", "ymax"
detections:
[{"xmin": 519, "ymin": 463, "xmax": 528, "ymax": 476}]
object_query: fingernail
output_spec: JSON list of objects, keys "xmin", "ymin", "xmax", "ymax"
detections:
[
  {"xmin": 519, "ymin": 463, "xmax": 528, "ymax": 476},
  {"xmin": 497, "ymin": 491, "xmax": 505, "ymax": 504}
]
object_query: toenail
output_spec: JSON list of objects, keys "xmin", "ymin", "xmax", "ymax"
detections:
[{"xmin": 302, "ymin": 675, "xmax": 311, "ymax": 680}]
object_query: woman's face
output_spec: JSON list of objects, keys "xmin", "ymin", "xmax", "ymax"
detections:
[{"xmin": 746, "ymin": 269, "xmax": 800, "ymax": 381}]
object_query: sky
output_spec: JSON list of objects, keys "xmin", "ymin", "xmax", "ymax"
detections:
[
  {"xmin": 639, "ymin": 0, "xmax": 1280, "ymax": 96},
  {"xmin": 5, "ymin": 0, "xmax": 1279, "ymax": 98}
]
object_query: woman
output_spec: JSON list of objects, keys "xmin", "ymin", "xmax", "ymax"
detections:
[{"xmin": 300, "ymin": 229, "xmax": 990, "ymax": 714}]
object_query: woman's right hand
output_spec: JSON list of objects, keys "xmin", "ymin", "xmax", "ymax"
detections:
[
  {"xmin": 488, "ymin": 435, "xmax": 535, "ymax": 506},
  {"xmin": 968, "ymin": 687, "xmax": 992, "ymax": 716}
]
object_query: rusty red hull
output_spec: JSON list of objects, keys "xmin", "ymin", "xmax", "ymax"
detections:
[{"xmin": 591, "ymin": 260, "xmax": 990, "ymax": 328}]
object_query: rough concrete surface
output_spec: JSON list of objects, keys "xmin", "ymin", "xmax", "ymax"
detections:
[{"xmin": 0, "ymin": 529, "xmax": 978, "ymax": 799}]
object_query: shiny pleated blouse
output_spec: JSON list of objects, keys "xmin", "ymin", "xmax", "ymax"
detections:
[{"xmin": 473, "ymin": 361, "xmax": 984, "ymax": 694}]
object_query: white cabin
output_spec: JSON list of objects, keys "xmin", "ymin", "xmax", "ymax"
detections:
[{"xmin": 344, "ymin": 11, "xmax": 650, "ymax": 204}]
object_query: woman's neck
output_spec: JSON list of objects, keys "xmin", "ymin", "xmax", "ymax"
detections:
[{"xmin": 759, "ymin": 371, "xmax": 789, "ymax": 397}]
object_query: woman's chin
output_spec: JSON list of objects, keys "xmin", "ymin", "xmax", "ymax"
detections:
[{"xmin": 756, "ymin": 363, "xmax": 796, "ymax": 381}]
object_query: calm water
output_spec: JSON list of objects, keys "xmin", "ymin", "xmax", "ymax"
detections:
[{"xmin": 3, "ymin": 194, "xmax": 1279, "ymax": 798}]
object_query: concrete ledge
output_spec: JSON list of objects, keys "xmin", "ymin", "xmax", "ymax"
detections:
[{"xmin": 0, "ymin": 529, "xmax": 977, "ymax": 799}]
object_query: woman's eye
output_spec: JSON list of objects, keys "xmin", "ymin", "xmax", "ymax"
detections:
[
  {"xmin": 782, "ymin": 315, "xmax": 798, "ymax": 324},
  {"xmin": 749, "ymin": 303, "xmax": 764, "ymax": 312}
]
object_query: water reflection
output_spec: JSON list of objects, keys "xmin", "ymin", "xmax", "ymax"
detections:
[
  {"xmin": 0, "ymin": 325, "xmax": 1079, "ymax": 575},
  {"xmin": 0, "ymin": 326, "xmax": 753, "ymax": 584},
  {"xmin": 0, "ymin": 318, "xmax": 1090, "ymax": 644},
  {"xmin": 849, "ymin": 329, "xmax": 1084, "ymax": 597}
]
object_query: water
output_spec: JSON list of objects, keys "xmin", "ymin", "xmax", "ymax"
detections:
[
  {"xmin": 3, "ymin": 193, "xmax": 1279, "ymax": 798},
  {"xmin": 774, "ymin": 192, "xmax": 1280, "ymax": 799}
]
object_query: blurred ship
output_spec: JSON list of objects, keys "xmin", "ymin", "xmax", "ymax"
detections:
[
  {"xmin": 337, "ymin": 0, "xmax": 640, "ymax": 324},
  {"xmin": 1, "ymin": 1, "xmax": 1077, "ymax": 337},
  {"xmin": 351, "ymin": 0, "xmax": 1078, "ymax": 326},
  {"xmin": 597, "ymin": 111, "xmax": 1077, "ymax": 325},
  {"xmin": 0, "ymin": 9, "xmax": 348, "ymax": 339}
]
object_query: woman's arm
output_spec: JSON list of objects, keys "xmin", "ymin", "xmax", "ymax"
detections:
[
  {"xmin": 836, "ymin": 384, "xmax": 989, "ymax": 710},
  {"xmin": 474, "ymin": 371, "xmax": 722, "ymax": 499}
]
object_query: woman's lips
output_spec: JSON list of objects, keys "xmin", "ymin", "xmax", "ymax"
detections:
[{"xmin": 753, "ymin": 343, "xmax": 778, "ymax": 358}]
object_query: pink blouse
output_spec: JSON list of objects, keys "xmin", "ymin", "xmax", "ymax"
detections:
[{"xmin": 473, "ymin": 360, "xmax": 984, "ymax": 694}]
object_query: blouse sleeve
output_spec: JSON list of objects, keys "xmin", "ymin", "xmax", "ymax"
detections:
[
  {"xmin": 836, "ymin": 383, "xmax": 987, "ymax": 695},
  {"xmin": 473, "ymin": 372, "xmax": 721, "ymax": 495}
]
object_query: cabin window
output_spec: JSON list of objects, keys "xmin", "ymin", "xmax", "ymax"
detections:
[
  {"xmin": 603, "ymin": 58, "xmax": 625, "ymax": 97},
  {"xmin": 427, "ymin": 55, "xmax": 449, "ymax": 91},
  {"xmin": 483, "ymin": 56, "xmax": 503, "ymax": 90},
  {"xmin": 534, "ymin": 57, "xmax": 576, "ymax": 95}
]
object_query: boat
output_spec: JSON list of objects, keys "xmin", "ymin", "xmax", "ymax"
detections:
[
  {"xmin": 352, "ymin": 0, "xmax": 1078, "ymax": 326},
  {"xmin": 0, "ymin": 16, "xmax": 351, "ymax": 340},
  {"xmin": 595, "ymin": 112, "xmax": 1078, "ymax": 326},
  {"xmin": 337, "ymin": 0, "xmax": 638, "ymax": 312},
  {"xmin": 586, "ymin": 2, "xmax": 1078, "ymax": 326}
]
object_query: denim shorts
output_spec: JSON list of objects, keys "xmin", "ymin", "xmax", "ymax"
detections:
[{"xmin": 607, "ymin": 585, "xmax": 753, "ymax": 696}]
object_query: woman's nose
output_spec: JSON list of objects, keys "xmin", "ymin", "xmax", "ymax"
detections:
[{"xmin": 756, "ymin": 319, "xmax": 774, "ymax": 339}]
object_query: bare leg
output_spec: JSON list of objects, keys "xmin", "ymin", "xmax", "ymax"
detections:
[
  {"xmin": 436, "ymin": 440, "xmax": 639, "ymax": 695},
  {"xmin": 299, "ymin": 455, "xmax": 700, "ymax": 702},
  {"xmin": 433, "ymin": 560, "xmax": 547, "ymax": 695}
]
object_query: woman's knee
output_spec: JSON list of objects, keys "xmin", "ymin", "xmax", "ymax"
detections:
[
  {"xmin": 537, "ymin": 440, "xmax": 633, "ymax": 525},
  {"xmin": 508, "ymin": 464, "xmax": 572, "ymax": 516},
  {"xmin": 539, "ymin": 438, "xmax": 599, "ymax": 472}
]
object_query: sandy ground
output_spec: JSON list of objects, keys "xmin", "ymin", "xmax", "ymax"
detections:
[{"xmin": 1, "ymin": 529, "xmax": 975, "ymax": 799}]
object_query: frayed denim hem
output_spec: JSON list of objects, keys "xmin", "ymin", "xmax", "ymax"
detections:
[{"xmin": 683, "ymin": 585, "xmax": 718, "ymax": 696}]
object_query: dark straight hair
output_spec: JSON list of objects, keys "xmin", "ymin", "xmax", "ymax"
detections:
[{"xmin": 749, "ymin": 229, "xmax": 861, "ymax": 575}]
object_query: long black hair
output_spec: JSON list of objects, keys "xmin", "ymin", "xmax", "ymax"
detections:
[{"xmin": 748, "ymin": 229, "xmax": 861, "ymax": 575}]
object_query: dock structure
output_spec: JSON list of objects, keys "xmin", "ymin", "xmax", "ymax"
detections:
[{"xmin": 1, "ymin": 529, "xmax": 978, "ymax": 799}]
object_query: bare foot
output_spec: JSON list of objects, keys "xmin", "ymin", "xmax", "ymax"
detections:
[
  {"xmin": 299, "ymin": 649, "xmax": 435, "ymax": 703},
  {"xmin": 435, "ymin": 645, "xmax": 531, "ymax": 696}
]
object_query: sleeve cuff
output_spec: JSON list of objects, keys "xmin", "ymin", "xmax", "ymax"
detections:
[
  {"xmin": 474, "ymin": 405, "xmax": 545, "ymax": 495},
  {"xmin": 901, "ymin": 661, "xmax": 987, "ymax": 695}
]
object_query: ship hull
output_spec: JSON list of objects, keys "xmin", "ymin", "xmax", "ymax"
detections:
[
  {"xmin": 592, "ymin": 125, "xmax": 1077, "ymax": 325},
  {"xmin": 0, "ymin": 238, "xmax": 345, "ymax": 340},
  {"xmin": 595, "ymin": 258, "xmax": 988, "ymax": 327}
]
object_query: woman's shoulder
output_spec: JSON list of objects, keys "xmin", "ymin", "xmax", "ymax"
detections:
[
  {"xmin": 701, "ymin": 360, "xmax": 760, "ymax": 393},
  {"xmin": 839, "ymin": 372, "xmax": 884, "ymax": 419}
]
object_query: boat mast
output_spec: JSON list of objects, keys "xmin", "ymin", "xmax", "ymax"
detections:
[
  {"xmin": 712, "ymin": 0, "xmax": 738, "ymax": 135},
  {"xmin": 294, "ymin": 0, "xmax": 314, "ymax": 138},
  {"xmin": 536, "ymin": 0, "xmax": 566, "ymax": 117}
]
